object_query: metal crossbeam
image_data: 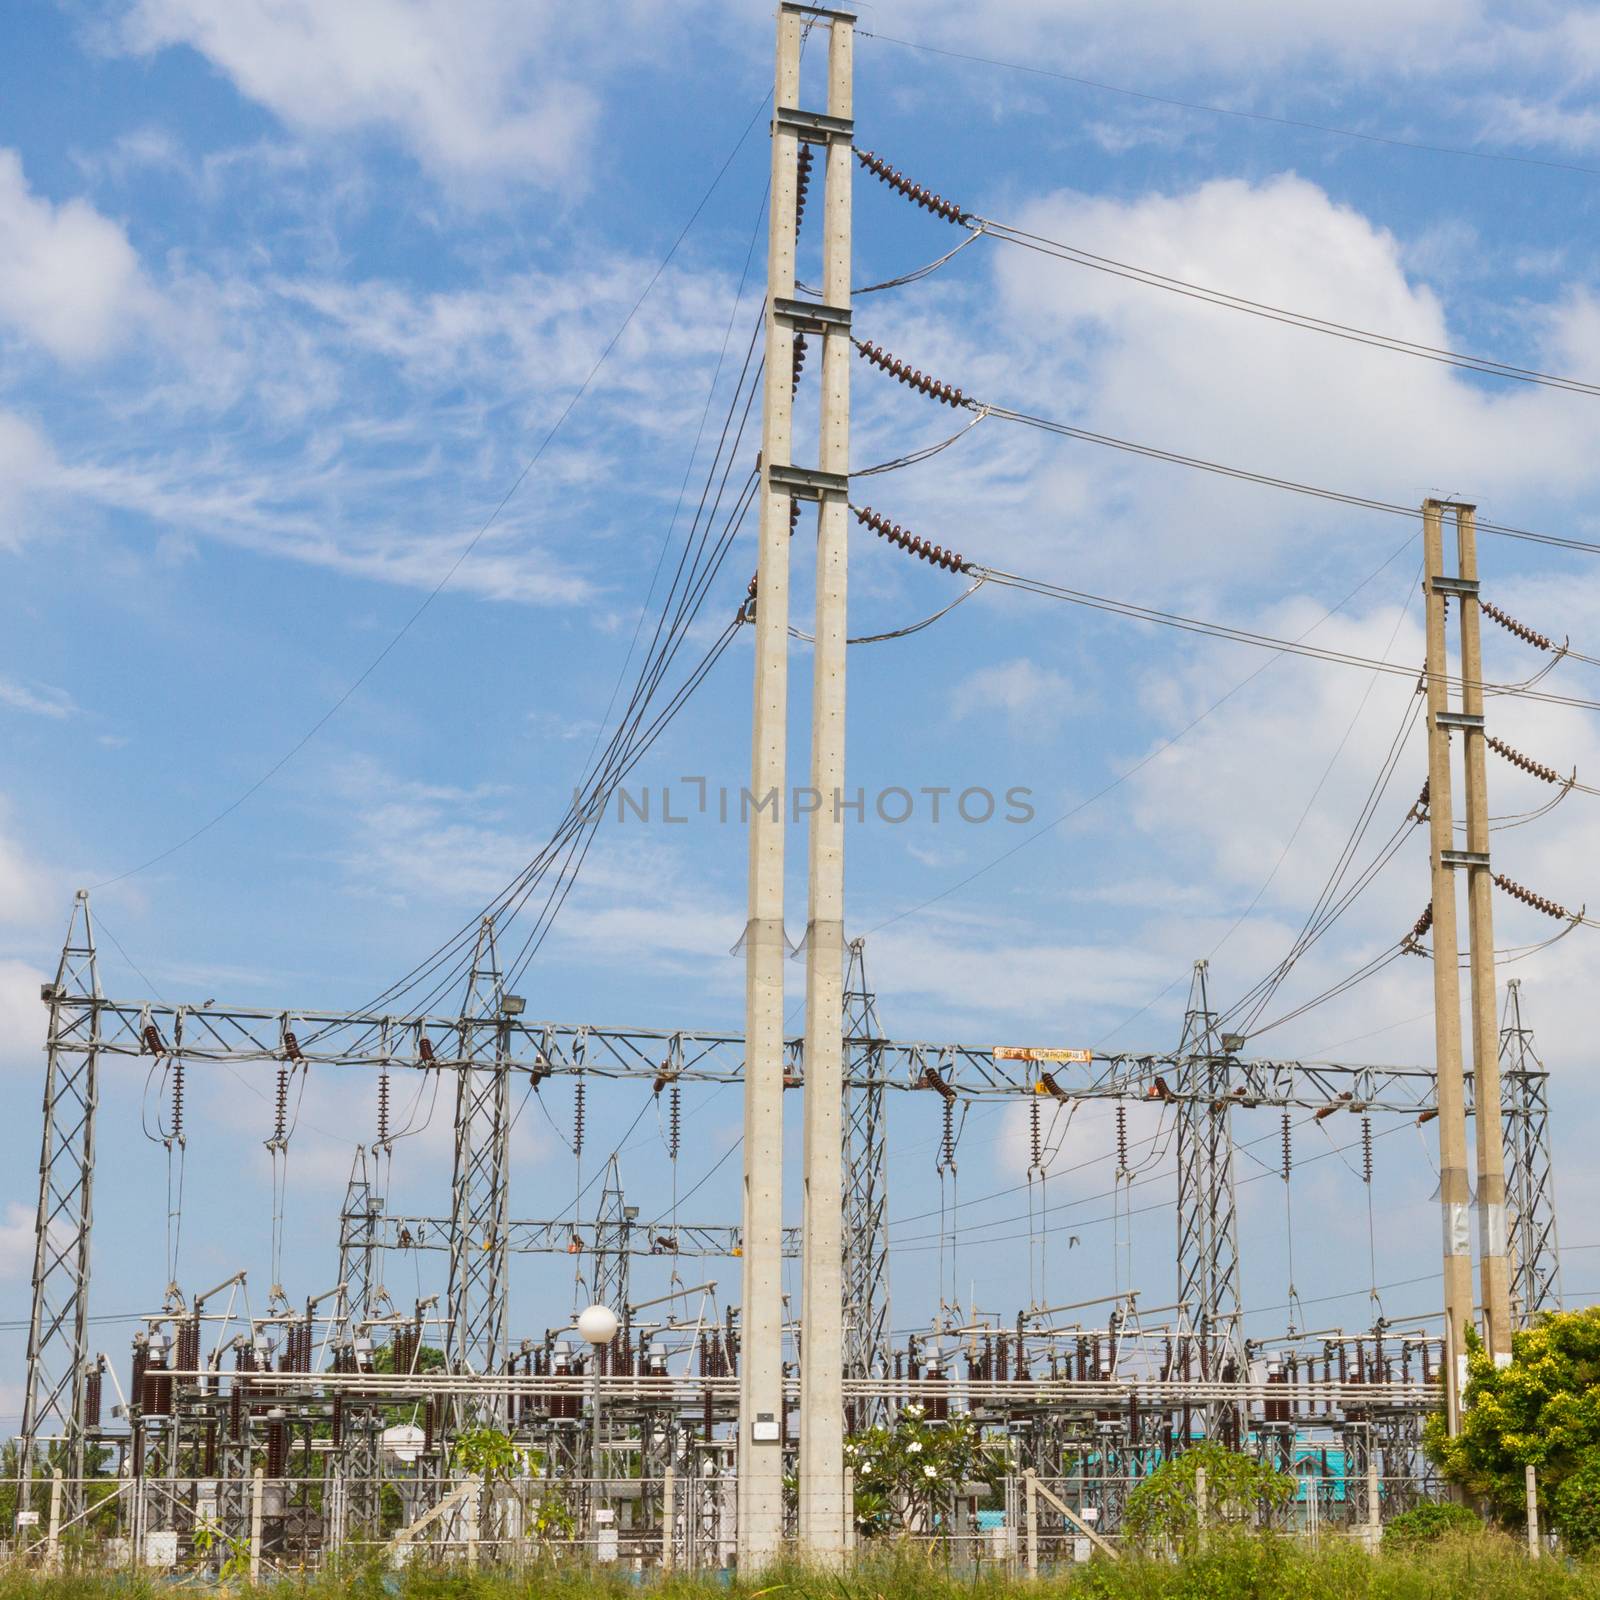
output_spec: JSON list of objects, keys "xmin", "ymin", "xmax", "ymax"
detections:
[
  {"xmin": 350, "ymin": 1212, "xmax": 803, "ymax": 1259},
  {"xmin": 47, "ymin": 990, "xmax": 1494, "ymax": 1113}
]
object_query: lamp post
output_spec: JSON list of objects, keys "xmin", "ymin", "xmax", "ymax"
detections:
[{"xmin": 578, "ymin": 1303, "xmax": 619, "ymax": 1549}]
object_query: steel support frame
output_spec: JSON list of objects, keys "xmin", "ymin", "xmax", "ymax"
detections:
[
  {"xmin": 1500, "ymin": 982, "xmax": 1561, "ymax": 1324},
  {"xmin": 18, "ymin": 889, "xmax": 100, "ymax": 1522},
  {"xmin": 841, "ymin": 940, "xmax": 890, "ymax": 1426},
  {"xmin": 446, "ymin": 920, "xmax": 511, "ymax": 1407}
]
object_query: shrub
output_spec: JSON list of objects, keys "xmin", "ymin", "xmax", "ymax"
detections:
[{"xmin": 1382, "ymin": 1500, "xmax": 1483, "ymax": 1551}]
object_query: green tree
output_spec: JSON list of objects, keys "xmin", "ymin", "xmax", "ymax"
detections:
[
  {"xmin": 844, "ymin": 1406, "xmax": 1005, "ymax": 1536},
  {"xmin": 1123, "ymin": 1441, "xmax": 1294, "ymax": 1551},
  {"xmin": 1426, "ymin": 1306, "xmax": 1600, "ymax": 1549}
]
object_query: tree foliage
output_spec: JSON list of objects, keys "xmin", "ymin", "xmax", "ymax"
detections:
[
  {"xmin": 1122, "ymin": 1441, "xmax": 1294, "ymax": 1550},
  {"xmin": 844, "ymin": 1406, "xmax": 1005, "ymax": 1536},
  {"xmin": 1426, "ymin": 1307, "xmax": 1600, "ymax": 1548}
]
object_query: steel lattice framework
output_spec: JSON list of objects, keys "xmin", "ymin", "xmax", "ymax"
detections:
[
  {"xmin": 841, "ymin": 940, "xmax": 890, "ymax": 1422},
  {"xmin": 18, "ymin": 893, "xmax": 1566, "ymax": 1499},
  {"xmin": 1500, "ymin": 979, "xmax": 1562, "ymax": 1324},
  {"xmin": 1173, "ymin": 963, "xmax": 1243, "ymax": 1436},
  {"xmin": 447, "ymin": 920, "xmax": 511, "ymax": 1400},
  {"xmin": 17, "ymin": 891, "xmax": 100, "ymax": 1521}
]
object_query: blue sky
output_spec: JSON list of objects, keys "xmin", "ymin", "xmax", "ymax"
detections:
[{"xmin": 6, "ymin": 0, "xmax": 1600, "ymax": 1415}]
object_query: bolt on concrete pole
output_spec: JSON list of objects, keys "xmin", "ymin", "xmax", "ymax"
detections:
[
  {"xmin": 798, "ymin": 8, "xmax": 854, "ymax": 1566},
  {"xmin": 737, "ymin": 3, "xmax": 802, "ymax": 1571},
  {"xmin": 1454, "ymin": 503, "xmax": 1515, "ymax": 1364},
  {"xmin": 1423, "ymin": 499, "xmax": 1475, "ymax": 1434}
]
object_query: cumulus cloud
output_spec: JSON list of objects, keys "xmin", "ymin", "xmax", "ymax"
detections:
[
  {"xmin": 0, "ymin": 149, "xmax": 154, "ymax": 361},
  {"xmin": 122, "ymin": 0, "xmax": 601, "ymax": 187}
]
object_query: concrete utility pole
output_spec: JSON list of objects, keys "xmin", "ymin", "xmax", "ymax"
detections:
[
  {"xmin": 738, "ymin": 2, "xmax": 804, "ymax": 1568},
  {"xmin": 1453, "ymin": 502, "xmax": 1514, "ymax": 1364},
  {"xmin": 1422, "ymin": 499, "xmax": 1474, "ymax": 1433},
  {"xmin": 798, "ymin": 7, "xmax": 854, "ymax": 1564}
]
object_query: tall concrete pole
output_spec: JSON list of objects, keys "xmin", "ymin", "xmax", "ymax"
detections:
[
  {"xmin": 798, "ymin": 12, "xmax": 853, "ymax": 1562},
  {"xmin": 1455, "ymin": 502, "xmax": 1514, "ymax": 1363},
  {"xmin": 1423, "ymin": 498, "xmax": 1474, "ymax": 1434},
  {"xmin": 738, "ymin": 4, "xmax": 802, "ymax": 1569}
]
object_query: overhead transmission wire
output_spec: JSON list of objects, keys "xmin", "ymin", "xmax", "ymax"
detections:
[
  {"xmin": 91, "ymin": 89, "xmax": 776, "ymax": 892},
  {"xmin": 300, "ymin": 312, "xmax": 768, "ymax": 1051},
  {"xmin": 856, "ymin": 29, "xmax": 1600, "ymax": 181},
  {"xmin": 855, "ymin": 145, "xmax": 1600, "ymax": 397}
]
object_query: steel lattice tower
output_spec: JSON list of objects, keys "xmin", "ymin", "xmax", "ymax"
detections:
[
  {"xmin": 592, "ymin": 1155, "xmax": 633, "ymax": 1314},
  {"xmin": 446, "ymin": 918, "xmax": 511, "ymax": 1404},
  {"xmin": 18, "ymin": 889, "xmax": 100, "ymax": 1520},
  {"xmin": 841, "ymin": 939, "xmax": 890, "ymax": 1425},
  {"xmin": 1500, "ymin": 980, "xmax": 1562, "ymax": 1324},
  {"xmin": 1173, "ymin": 961, "xmax": 1243, "ymax": 1428},
  {"xmin": 336, "ymin": 1147, "xmax": 384, "ymax": 1321}
]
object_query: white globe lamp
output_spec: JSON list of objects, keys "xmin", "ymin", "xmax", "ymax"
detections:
[{"xmin": 577, "ymin": 1303, "xmax": 619, "ymax": 1345}]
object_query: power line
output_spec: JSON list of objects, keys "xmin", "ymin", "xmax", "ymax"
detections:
[
  {"xmin": 90, "ymin": 89, "xmax": 774, "ymax": 890},
  {"xmin": 858, "ymin": 30, "xmax": 1600, "ymax": 181}
]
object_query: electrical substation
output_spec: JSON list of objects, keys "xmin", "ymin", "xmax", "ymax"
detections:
[{"xmin": 8, "ymin": 1, "xmax": 1591, "ymax": 1576}]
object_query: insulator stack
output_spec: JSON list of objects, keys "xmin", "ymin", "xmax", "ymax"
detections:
[
  {"xmin": 1362, "ymin": 1116, "xmax": 1373, "ymax": 1185},
  {"xmin": 792, "ymin": 330, "xmax": 808, "ymax": 395},
  {"xmin": 378, "ymin": 1068, "xmax": 391, "ymax": 1147},
  {"xmin": 331, "ymin": 1392, "xmax": 344, "ymax": 1447},
  {"xmin": 940, "ymin": 1096, "xmax": 956, "ymax": 1171},
  {"xmin": 1116, "ymin": 1103, "xmax": 1128, "ymax": 1172},
  {"xmin": 142, "ymin": 1023, "xmax": 164, "ymax": 1056},
  {"xmin": 1281, "ymin": 1111, "xmax": 1292, "ymax": 1183},
  {"xmin": 855, "ymin": 340, "xmax": 967, "ymax": 407},
  {"xmin": 1494, "ymin": 873, "xmax": 1569, "ymax": 920},
  {"xmin": 790, "ymin": 496, "xmax": 802, "ymax": 535},
  {"xmin": 266, "ymin": 1413, "xmax": 288, "ymax": 1478},
  {"xmin": 1028, "ymin": 1098, "xmax": 1041, "ymax": 1170},
  {"xmin": 1482, "ymin": 600, "xmax": 1553, "ymax": 651},
  {"xmin": 423, "ymin": 1399, "xmax": 436, "ymax": 1454},
  {"xmin": 271, "ymin": 1065, "xmax": 289, "ymax": 1145},
  {"xmin": 1401, "ymin": 902, "xmax": 1434, "ymax": 956},
  {"xmin": 855, "ymin": 147, "xmax": 970, "ymax": 224},
  {"xmin": 1409, "ymin": 778, "xmax": 1430, "ymax": 823},
  {"xmin": 669, "ymin": 1082, "xmax": 681, "ymax": 1162},
  {"xmin": 1487, "ymin": 735, "xmax": 1561, "ymax": 785},
  {"xmin": 794, "ymin": 143, "xmax": 813, "ymax": 234},
  {"xmin": 170, "ymin": 1059, "xmax": 186, "ymax": 1144},
  {"xmin": 574, "ymin": 1077, "xmax": 586, "ymax": 1160},
  {"xmin": 853, "ymin": 504, "xmax": 966, "ymax": 572},
  {"xmin": 84, "ymin": 1365, "xmax": 102, "ymax": 1428},
  {"xmin": 177, "ymin": 1317, "xmax": 200, "ymax": 1373}
]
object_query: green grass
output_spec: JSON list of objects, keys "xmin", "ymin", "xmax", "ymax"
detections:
[{"xmin": 4, "ymin": 1532, "xmax": 1598, "ymax": 1599}]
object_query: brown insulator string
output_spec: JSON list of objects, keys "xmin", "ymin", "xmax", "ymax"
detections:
[
  {"xmin": 792, "ymin": 331, "xmax": 808, "ymax": 395},
  {"xmin": 1493, "ymin": 873, "xmax": 1569, "ymax": 920},
  {"xmin": 1028, "ymin": 1098, "xmax": 1041, "ymax": 1170},
  {"xmin": 1482, "ymin": 600, "xmax": 1553, "ymax": 652},
  {"xmin": 794, "ymin": 144, "xmax": 814, "ymax": 235},
  {"xmin": 377, "ymin": 1068, "xmax": 391, "ymax": 1148},
  {"xmin": 852, "ymin": 504, "xmax": 967, "ymax": 572},
  {"xmin": 1408, "ymin": 778, "xmax": 1430, "ymax": 823},
  {"xmin": 1400, "ymin": 902, "xmax": 1433, "ymax": 956},
  {"xmin": 855, "ymin": 339, "xmax": 966, "ymax": 407},
  {"xmin": 1115, "ymin": 1104, "xmax": 1128, "ymax": 1172},
  {"xmin": 855, "ymin": 147, "xmax": 971, "ymax": 225},
  {"xmin": 1486, "ymin": 734, "xmax": 1561, "ymax": 785}
]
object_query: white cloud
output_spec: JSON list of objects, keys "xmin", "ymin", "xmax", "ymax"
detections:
[
  {"xmin": 0, "ymin": 959, "xmax": 49, "ymax": 1073},
  {"xmin": 122, "ymin": 0, "xmax": 601, "ymax": 187},
  {"xmin": 0, "ymin": 149, "xmax": 154, "ymax": 361},
  {"xmin": 0, "ymin": 1200, "xmax": 37, "ymax": 1279},
  {"xmin": 0, "ymin": 677, "xmax": 76, "ymax": 719},
  {"xmin": 954, "ymin": 657, "xmax": 1074, "ymax": 733}
]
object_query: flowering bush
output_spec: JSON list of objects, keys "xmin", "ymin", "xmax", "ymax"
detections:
[{"xmin": 844, "ymin": 1405, "xmax": 1005, "ymax": 1536}]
